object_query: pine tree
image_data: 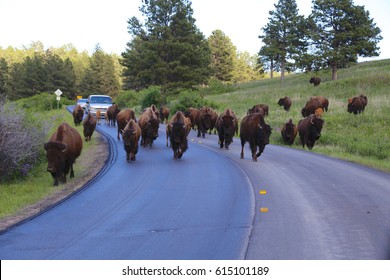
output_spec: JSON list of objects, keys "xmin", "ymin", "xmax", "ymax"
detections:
[
  {"xmin": 258, "ymin": 0, "xmax": 306, "ymax": 82},
  {"xmin": 121, "ymin": 0, "xmax": 211, "ymax": 94},
  {"xmin": 208, "ymin": 30, "xmax": 236, "ymax": 82},
  {"xmin": 309, "ymin": 0, "xmax": 382, "ymax": 80}
]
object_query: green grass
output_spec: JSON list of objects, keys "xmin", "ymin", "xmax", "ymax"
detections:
[
  {"xmin": 205, "ymin": 59, "xmax": 390, "ymax": 173},
  {"xmin": 0, "ymin": 108, "xmax": 98, "ymax": 219}
]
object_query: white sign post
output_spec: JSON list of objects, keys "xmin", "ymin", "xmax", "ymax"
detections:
[{"xmin": 54, "ymin": 89, "xmax": 62, "ymax": 110}]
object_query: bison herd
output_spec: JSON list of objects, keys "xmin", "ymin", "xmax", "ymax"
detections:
[{"xmin": 45, "ymin": 86, "xmax": 368, "ymax": 186}]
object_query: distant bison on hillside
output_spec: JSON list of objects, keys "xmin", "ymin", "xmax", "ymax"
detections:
[
  {"xmin": 309, "ymin": 76, "xmax": 321, "ymax": 86},
  {"xmin": 277, "ymin": 96, "xmax": 292, "ymax": 111},
  {"xmin": 348, "ymin": 95, "xmax": 368, "ymax": 114}
]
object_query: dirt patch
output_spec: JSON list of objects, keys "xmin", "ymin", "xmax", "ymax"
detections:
[{"xmin": 0, "ymin": 131, "xmax": 109, "ymax": 232}]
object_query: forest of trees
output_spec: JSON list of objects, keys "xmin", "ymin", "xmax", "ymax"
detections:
[{"xmin": 0, "ymin": 0, "xmax": 382, "ymax": 101}]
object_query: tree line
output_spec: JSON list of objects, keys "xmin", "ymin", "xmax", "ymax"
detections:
[{"xmin": 0, "ymin": 0, "xmax": 382, "ymax": 102}]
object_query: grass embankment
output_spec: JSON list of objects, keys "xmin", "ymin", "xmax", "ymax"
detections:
[
  {"xmin": 206, "ymin": 59, "xmax": 390, "ymax": 172},
  {"xmin": 0, "ymin": 108, "xmax": 103, "ymax": 220}
]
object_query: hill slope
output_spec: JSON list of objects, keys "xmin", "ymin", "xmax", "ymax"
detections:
[{"xmin": 205, "ymin": 59, "xmax": 390, "ymax": 172}]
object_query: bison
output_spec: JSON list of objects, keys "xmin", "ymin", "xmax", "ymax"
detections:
[
  {"xmin": 44, "ymin": 122, "xmax": 83, "ymax": 186},
  {"xmin": 247, "ymin": 104, "xmax": 269, "ymax": 116},
  {"xmin": 281, "ymin": 119, "xmax": 298, "ymax": 146},
  {"xmin": 72, "ymin": 105, "xmax": 84, "ymax": 126},
  {"xmin": 122, "ymin": 119, "xmax": 141, "ymax": 162},
  {"xmin": 96, "ymin": 109, "xmax": 101, "ymax": 125},
  {"xmin": 239, "ymin": 112, "xmax": 272, "ymax": 162},
  {"xmin": 215, "ymin": 108, "xmax": 238, "ymax": 150},
  {"xmin": 348, "ymin": 95, "xmax": 368, "ymax": 114},
  {"xmin": 309, "ymin": 76, "xmax": 321, "ymax": 86},
  {"xmin": 160, "ymin": 106, "xmax": 170, "ymax": 124},
  {"xmin": 167, "ymin": 111, "xmax": 189, "ymax": 159},
  {"xmin": 116, "ymin": 109, "xmax": 137, "ymax": 141},
  {"xmin": 301, "ymin": 96, "xmax": 328, "ymax": 117},
  {"xmin": 197, "ymin": 106, "xmax": 217, "ymax": 138},
  {"xmin": 82, "ymin": 113, "xmax": 97, "ymax": 142},
  {"xmin": 277, "ymin": 96, "xmax": 292, "ymax": 111},
  {"xmin": 106, "ymin": 104, "xmax": 120, "ymax": 126},
  {"xmin": 298, "ymin": 114, "xmax": 324, "ymax": 149},
  {"xmin": 184, "ymin": 107, "xmax": 199, "ymax": 131},
  {"xmin": 139, "ymin": 106, "xmax": 160, "ymax": 148}
]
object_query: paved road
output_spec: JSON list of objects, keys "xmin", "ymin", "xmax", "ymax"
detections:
[{"xmin": 0, "ymin": 118, "xmax": 389, "ymax": 259}]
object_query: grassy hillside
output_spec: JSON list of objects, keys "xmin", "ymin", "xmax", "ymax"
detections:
[{"xmin": 205, "ymin": 59, "xmax": 390, "ymax": 172}]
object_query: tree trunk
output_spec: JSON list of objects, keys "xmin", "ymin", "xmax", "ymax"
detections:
[
  {"xmin": 280, "ymin": 60, "xmax": 285, "ymax": 83},
  {"xmin": 331, "ymin": 62, "xmax": 338, "ymax": 80},
  {"xmin": 270, "ymin": 59, "xmax": 274, "ymax": 78}
]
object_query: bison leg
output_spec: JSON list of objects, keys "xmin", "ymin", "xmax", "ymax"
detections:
[{"xmin": 70, "ymin": 163, "xmax": 74, "ymax": 178}]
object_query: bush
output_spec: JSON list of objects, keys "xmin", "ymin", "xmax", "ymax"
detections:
[
  {"xmin": 13, "ymin": 92, "xmax": 74, "ymax": 111},
  {"xmin": 114, "ymin": 90, "xmax": 141, "ymax": 109},
  {"xmin": 140, "ymin": 86, "xmax": 166, "ymax": 109},
  {"xmin": 0, "ymin": 99, "xmax": 47, "ymax": 181},
  {"xmin": 170, "ymin": 90, "xmax": 219, "ymax": 113}
]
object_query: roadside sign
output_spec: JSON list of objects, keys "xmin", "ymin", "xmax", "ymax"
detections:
[
  {"xmin": 54, "ymin": 89, "xmax": 62, "ymax": 109},
  {"xmin": 55, "ymin": 89, "xmax": 62, "ymax": 97},
  {"xmin": 77, "ymin": 95, "xmax": 83, "ymax": 99}
]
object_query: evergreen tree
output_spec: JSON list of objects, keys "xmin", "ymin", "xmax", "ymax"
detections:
[
  {"xmin": 208, "ymin": 30, "xmax": 236, "ymax": 82},
  {"xmin": 309, "ymin": 0, "xmax": 382, "ymax": 80},
  {"xmin": 259, "ymin": 0, "xmax": 306, "ymax": 82},
  {"xmin": 81, "ymin": 45, "xmax": 120, "ymax": 97},
  {"xmin": 121, "ymin": 0, "xmax": 211, "ymax": 94},
  {"xmin": 0, "ymin": 58, "xmax": 9, "ymax": 98}
]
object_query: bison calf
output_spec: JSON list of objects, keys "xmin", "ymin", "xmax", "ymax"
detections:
[{"xmin": 83, "ymin": 113, "xmax": 97, "ymax": 141}]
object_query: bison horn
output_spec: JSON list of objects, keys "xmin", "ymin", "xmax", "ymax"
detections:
[
  {"xmin": 310, "ymin": 116, "xmax": 315, "ymax": 125},
  {"xmin": 257, "ymin": 124, "xmax": 263, "ymax": 129},
  {"xmin": 61, "ymin": 144, "xmax": 67, "ymax": 153},
  {"xmin": 121, "ymin": 129, "xmax": 125, "ymax": 133}
]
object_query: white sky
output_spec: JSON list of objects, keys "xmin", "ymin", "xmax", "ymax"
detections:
[{"xmin": 0, "ymin": 0, "xmax": 389, "ymax": 61}]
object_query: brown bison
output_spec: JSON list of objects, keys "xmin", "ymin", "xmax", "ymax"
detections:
[
  {"xmin": 139, "ymin": 106, "xmax": 160, "ymax": 148},
  {"xmin": 309, "ymin": 76, "xmax": 321, "ymax": 86},
  {"xmin": 122, "ymin": 119, "xmax": 141, "ymax": 162},
  {"xmin": 348, "ymin": 95, "xmax": 368, "ymax": 114},
  {"xmin": 301, "ymin": 96, "xmax": 329, "ymax": 117},
  {"xmin": 240, "ymin": 113, "xmax": 272, "ymax": 162},
  {"xmin": 281, "ymin": 119, "xmax": 298, "ymax": 146},
  {"xmin": 197, "ymin": 106, "xmax": 217, "ymax": 138},
  {"xmin": 298, "ymin": 114, "xmax": 324, "ymax": 149},
  {"xmin": 215, "ymin": 108, "xmax": 238, "ymax": 150},
  {"xmin": 72, "ymin": 105, "xmax": 84, "ymax": 126},
  {"xmin": 82, "ymin": 113, "xmax": 97, "ymax": 142},
  {"xmin": 167, "ymin": 111, "xmax": 189, "ymax": 159},
  {"xmin": 116, "ymin": 109, "xmax": 137, "ymax": 141},
  {"xmin": 44, "ymin": 122, "xmax": 83, "ymax": 186},
  {"xmin": 184, "ymin": 107, "xmax": 199, "ymax": 130},
  {"xmin": 96, "ymin": 109, "xmax": 101, "ymax": 125},
  {"xmin": 160, "ymin": 106, "xmax": 170, "ymax": 124},
  {"xmin": 106, "ymin": 104, "xmax": 120, "ymax": 126},
  {"xmin": 277, "ymin": 96, "xmax": 292, "ymax": 111},
  {"xmin": 247, "ymin": 104, "xmax": 269, "ymax": 116}
]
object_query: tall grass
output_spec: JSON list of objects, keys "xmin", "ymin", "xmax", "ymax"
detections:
[{"xmin": 205, "ymin": 59, "xmax": 390, "ymax": 172}]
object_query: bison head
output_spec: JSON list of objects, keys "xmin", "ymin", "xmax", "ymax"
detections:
[
  {"xmin": 309, "ymin": 116, "xmax": 324, "ymax": 140},
  {"xmin": 44, "ymin": 141, "xmax": 67, "ymax": 186}
]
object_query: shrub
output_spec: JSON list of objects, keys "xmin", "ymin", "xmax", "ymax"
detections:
[
  {"xmin": 140, "ymin": 86, "xmax": 166, "ymax": 109},
  {"xmin": 0, "ymin": 99, "xmax": 47, "ymax": 181},
  {"xmin": 114, "ymin": 90, "xmax": 141, "ymax": 109},
  {"xmin": 170, "ymin": 90, "xmax": 219, "ymax": 113}
]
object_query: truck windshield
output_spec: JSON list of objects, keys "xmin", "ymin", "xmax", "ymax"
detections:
[{"xmin": 90, "ymin": 97, "xmax": 111, "ymax": 104}]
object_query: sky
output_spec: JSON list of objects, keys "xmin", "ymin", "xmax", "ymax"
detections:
[{"xmin": 0, "ymin": 0, "xmax": 389, "ymax": 61}]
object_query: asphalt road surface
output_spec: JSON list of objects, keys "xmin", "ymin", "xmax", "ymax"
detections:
[{"xmin": 0, "ymin": 118, "xmax": 389, "ymax": 259}]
